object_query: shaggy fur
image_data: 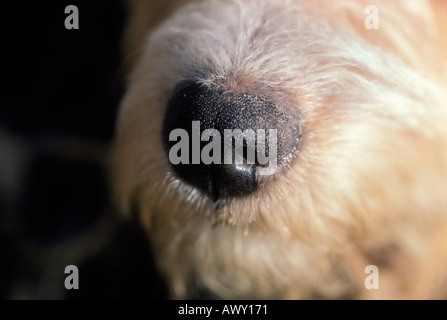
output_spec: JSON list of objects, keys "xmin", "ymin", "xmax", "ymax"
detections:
[{"xmin": 113, "ymin": 0, "xmax": 447, "ymax": 299}]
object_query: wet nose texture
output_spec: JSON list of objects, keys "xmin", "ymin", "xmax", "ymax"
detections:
[{"xmin": 162, "ymin": 80, "xmax": 299, "ymax": 201}]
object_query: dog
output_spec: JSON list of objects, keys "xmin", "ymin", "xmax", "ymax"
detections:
[{"xmin": 113, "ymin": 0, "xmax": 447, "ymax": 299}]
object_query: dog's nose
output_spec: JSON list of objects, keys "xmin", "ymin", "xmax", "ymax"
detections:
[{"xmin": 162, "ymin": 80, "xmax": 299, "ymax": 200}]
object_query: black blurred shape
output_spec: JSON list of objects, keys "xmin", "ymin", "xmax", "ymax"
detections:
[
  {"xmin": 65, "ymin": 222, "xmax": 168, "ymax": 300},
  {"xmin": 1, "ymin": 0, "xmax": 124, "ymax": 140},
  {"xmin": 17, "ymin": 154, "xmax": 107, "ymax": 245},
  {"xmin": 0, "ymin": 1, "xmax": 168, "ymax": 299}
]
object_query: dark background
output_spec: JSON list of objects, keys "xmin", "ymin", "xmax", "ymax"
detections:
[{"xmin": 0, "ymin": 1, "xmax": 167, "ymax": 299}]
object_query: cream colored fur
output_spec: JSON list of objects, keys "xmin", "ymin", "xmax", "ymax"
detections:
[{"xmin": 114, "ymin": 0, "xmax": 447, "ymax": 299}]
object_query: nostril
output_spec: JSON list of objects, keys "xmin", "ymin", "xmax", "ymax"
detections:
[
  {"xmin": 161, "ymin": 80, "xmax": 299, "ymax": 200},
  {"xmin": 210, "ymin": 163, "xmax": 258, "ymax": 200}
]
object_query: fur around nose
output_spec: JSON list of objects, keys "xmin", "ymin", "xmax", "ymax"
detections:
[{"xmin": 162, "ymin": 80, "xmax": 299, "ymax": 200}]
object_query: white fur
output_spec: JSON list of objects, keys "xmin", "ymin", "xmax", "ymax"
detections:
[{"xmin": 114, "ymin": 0, "xmax": 447, "ymax": 299}]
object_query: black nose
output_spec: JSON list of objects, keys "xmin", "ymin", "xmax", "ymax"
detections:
[{"xmin": 162, "ymin": 80, "xmax": 299, "ymax": 200}]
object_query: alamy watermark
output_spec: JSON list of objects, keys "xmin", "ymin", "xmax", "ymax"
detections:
[
  {"xmin": 64, "ymin": 265, "xmax": 79, "ymax": 290},
  {"xmin": 364, "ymin": 5, "xmax": 379, "ymax": 30},
  {"xmin": 65, "ymin": 5, "xmax": 79, "ymax": 30},
  {"xmin": 364, "ymin": 265, "xmax": 379, "ymax": 290},
  {"xmin": 168, "ymin": 121, "xmax": 278, "ymax": 176}
]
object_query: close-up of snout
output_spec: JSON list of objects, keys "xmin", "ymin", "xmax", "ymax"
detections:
[
  {"xmin": 161, "ymin": 79, "xmax": 301, "ymax": 200},
  {"xmin": 5, "ymin": 0, "xmax": 447, "ymax": 303},
  {"xmin": 113, "ymin": 0, "xmax": 447, "ymax": 300}
]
